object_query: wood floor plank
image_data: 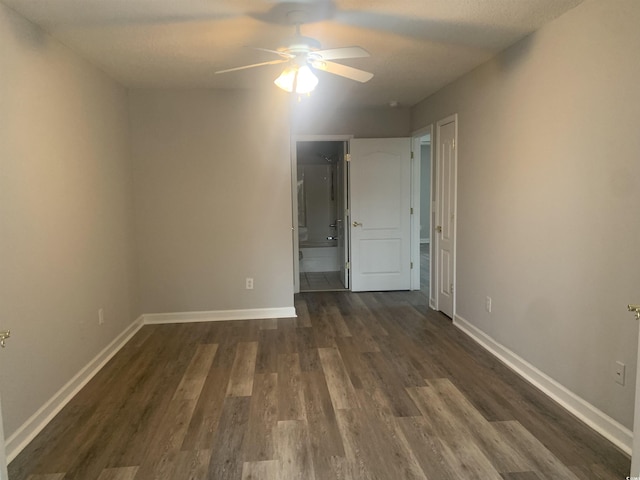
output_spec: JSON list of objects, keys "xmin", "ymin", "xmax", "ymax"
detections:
[
  {"xmin": 406, "ymin": 385, "xmax": 504, "ymax": 480},
  {"xmin": 241, "ymin": 460, "xmax": 279, "ymax": 480},
  {"xmin": 430, "ymin": 378, "xmax": 533, "ymax": 473},
  {"xmin": 337, "ymin": 311, "xmax": 380, "ymax": 353},
  {"xmin": 569, "ymin": 463, "xmax": 619, "ymax": 480},
  {"xmin": 207, "ymin": 396, "xmax": 251, "ymax": 480},
  {"xmin": 37, "ymin": 327, "xmax": 189, "ymax": 475},
  {"xmin": 334, "ymin": 336, "xmax": 379, "ymax": 391},
  {"xmin": 311, "ymin": 313, "xmax": 339, "ymax": 348},
  {"xmin": 25, "ymin": 475, "xmax": 66, "ymax": 480},
  {"xmin": 131, "ymin": 343, "xmax": 216, "ymax": 478},
  {"xmin": 96, "ymin": 466, "xmax": 139, "ymax": 480},
  {"xmin": 294, "ymin": 297, "xmax": 313, "ymax": 328},
  {"xmin": 335, "ymin": 402, "xmax": 427, "ymax": 480},
  {"xmin": 295, "ymin": 326, "xmax": 322, "ymax": 372},
  {"xmin": 398, "ymin": 414, "xmax": 467, "ymax": 480},
  {"xmin": 133, "ymin": 397, "xmax": 199, "ymax": 480},
  {"xmin": 374, "ymin": 333, "xmax": 428, "ymax": 388},
  {"xmin": 170, "ymin": 450, "xmax": 210, "ymax": 480},
  {"xmin": 173, "ymin": 343, "xmax": 219, "ymax": 401},
  {"xmin": 258, "ymin": 318, "xmax": 278, "ymax": 330},
  {"xmin": 244, "ymin": 373, "xmax": 278, "ymax": 462},
  {"xmin": 277, "ymin": 353, "xmax": 306, "ymax": 421},
  {"xmin": 324, "ymin": 306, "xmax": 353, "ymax": 338},
  {"xmin": 354, "ymin": 388, "xmax": 428, "ymax": 480},
  {"xmin": 318, "ymin": 347, "xmax": 357, "ymax": 410},
  {"xmin": 342, "ymin": 293, "xmax": 388, "ymax": 337},
  {"xmin": 255, "ymin": 329, "xmax": 278, "ymax": 374},
  {"xmin": 493, "ymin": 421, "xmax": 581, "ymax": 480},
  {"xmin": 276, "ymin": 320, "xmax": 298, "ymax": 355},
  {"xmin": 500, "ymin": 472, "xmax": 544, "ymax": 480},
  {"xmin": 181, "ymin": 365, "xmax": 231, "ymax": 451},
  {"xmin": 62, "ymin": 329, "xmax": 201, "ymax": 479},
  {"xmin": 302, "ymin": 370, "xmax": 346, "ymax": 459},
  {"xmin": 362, "ymin": 351, "xmax": 421, "ymax": 417},
  {"xmin": 226, "ymin": 341, "xmax": 259, "ymax": 397},
  {"xmin": 276, "ymin": 420, "xmax": 316, "ymax": 480}
]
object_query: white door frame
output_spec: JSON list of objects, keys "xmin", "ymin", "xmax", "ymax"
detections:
[
  {"xmin": 411, "ymin": 125, "xmax": 434, "ymax": 296},
  {"xmin": 434, "ymin": 114, "xmax": 458, "ymax": 316},
  {"xmin": 291, "ymin": 134, "xmax": 353, "ymax": 293}
]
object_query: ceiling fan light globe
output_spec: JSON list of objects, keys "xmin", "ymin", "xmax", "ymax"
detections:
[
  {"xmin": 274, "ymin": 66, "xmax": 298, "ymax": 92},
  {"xmin": 295, "ymin": 65, "xmax": 318, "ymax": 94},
  {"xmin": 274, "ymin": 65, "xmax": 318, "ymax": 94}
]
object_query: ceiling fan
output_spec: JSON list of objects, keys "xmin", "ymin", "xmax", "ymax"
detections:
[{"xmin": 215, "ymin": 11, "xmax": 374, "ymax": 94}]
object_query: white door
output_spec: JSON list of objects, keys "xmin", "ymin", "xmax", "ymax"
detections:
[
  {"xmin": 435, "ymin": 116, "xmax": 457, "ymax": 317},
  {"xmin": 350, "ymin": 138, "xmax": 411, "ymax": 292}
]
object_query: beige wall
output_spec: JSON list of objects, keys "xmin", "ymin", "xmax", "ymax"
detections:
[
  {"xmin": 412, "ymin": 0, "xmax": 640, "ymax": 428},
  {"xmin": 129, "ymin": 89, "xmax": 294, "ymax": 314},
  {"xmin": 292, "ymin": 96, "xmax": 411, "ymax": 138},
  {"xmin": 0, "ymin": 3, "xmax": 137, "ymax": 437}
]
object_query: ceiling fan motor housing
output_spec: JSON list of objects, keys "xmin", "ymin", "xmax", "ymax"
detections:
[{"xmin": 283, "ymin": 35, "xmax": 322, "ymax": 54}]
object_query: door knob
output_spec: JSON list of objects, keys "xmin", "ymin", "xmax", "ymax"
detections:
[
  {"xmin": 352, "ymin": 221, "xmax": 362, "ymax": 227},
  {"xmin": 0, "ymin": 330, "xmax": 10, "ymax": 348},
  {"xmin": 628, "ymin": 304, "xmax": 640, "ymax": 320},
  {"xmin": 436, "ymin": 225, "xmax": 442, "ymax": 233}
]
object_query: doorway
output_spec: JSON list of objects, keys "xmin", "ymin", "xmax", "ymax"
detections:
[
  {"xmin": 412, "ymin": 127, "xmax": 434, "ymax": 306},
  {"xmin": 294, "ymin": 139, "xmax": 349, "ymax": 292}
]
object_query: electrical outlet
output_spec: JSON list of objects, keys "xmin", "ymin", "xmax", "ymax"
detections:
[
  {"xmin": 98, "ymin": 308, "xmax": 104, "ymax": 325},
  {"xmin": 615, "ymin": 361, "xmax": 626, "ymax": 386},
  {"xmin": 485, "ymin": 296, "xmax": 492, "ymax": 313},
  {"xmin": 245, "ymin": 278, "xmax": 254, "ymax": 290}
]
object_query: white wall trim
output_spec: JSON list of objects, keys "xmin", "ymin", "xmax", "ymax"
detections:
[
  {"xmin": 6, "ymin": 316, "xmax": 145, "ymax": 463},
  {"xmin": 143, "ymin": 307, "xmax": 297, "ymax": 324},
  {"xmin": 453, "ymin": 313, "xmax": 632, "ymax": 455}
]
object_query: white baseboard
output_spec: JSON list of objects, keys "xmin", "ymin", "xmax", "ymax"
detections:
[
  {"xmin": 6, "ymin": 316, "xmax": 145, "ymax": 463},
  {"xmin": 453, "ymin": 314, "xmax": 632, "ymax": 455},
  {"xmin": 143, "ymin": 307, "xmax": 297, "ymax": 324}
]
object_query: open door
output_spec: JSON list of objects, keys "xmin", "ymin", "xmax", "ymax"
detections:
[
  {"xmin": 435, "ymin": 115, "xmax": 457, "ymax": 317},
  {"xmin": 350, "ymin": 138, "xmax": 411, "ymax": 292}
]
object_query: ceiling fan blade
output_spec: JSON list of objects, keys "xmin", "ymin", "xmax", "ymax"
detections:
[
  {"xmin": 215, "ymin": 59, "xmax": 289, "ymax": 75},
  {"xmin": 313, "ymin": 46, "xmax": 370, "ymax": 60},
  {"xmin": 312, "ymin": 60, "xmax": 374, "ymax": 83},
  {"xmin": 247, "ymin": 46, "xmax": 295, "ymax": 59}
]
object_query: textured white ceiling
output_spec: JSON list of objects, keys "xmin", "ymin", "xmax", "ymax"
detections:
[{"xmin": 2, "ymin": 0, "xmax": 583, "ymax": 107}]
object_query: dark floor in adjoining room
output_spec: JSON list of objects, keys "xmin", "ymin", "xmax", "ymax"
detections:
[{"xmin": 9, "ymin": 291, "xmax": 630, "ymax": 480}]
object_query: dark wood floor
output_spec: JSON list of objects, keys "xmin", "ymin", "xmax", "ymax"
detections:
[
  {"xmin": 10, "ymin": 291, "xmax": 629, "ymax": 479},
  {"xmin": 300, "ymin": 271, "xmax": 346, "ymax": 292}
]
